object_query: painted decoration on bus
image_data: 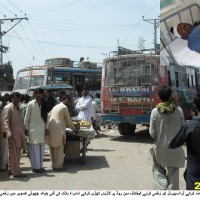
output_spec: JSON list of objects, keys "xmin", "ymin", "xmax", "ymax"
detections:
[
  {"xmin": 18, "ymin": 71, "xmax": 30, "ymax": 77},
  {"xmin": 14, "ymin": 89, "xmax": 27, "ymax": 93},
  {"xmin": 177, "ymin": 88, "xmax": 197, "ymax": 103},
  {"xmin": 45, "ymin": 58, "xmax": 70, "ymax": 67},
  {"xmin": 31, "ymin": 70, "xmax": 45, "ymax": 75},
  {"xmin": 109, "ymin": 86, "xmax": 153, "ymax": 107}
]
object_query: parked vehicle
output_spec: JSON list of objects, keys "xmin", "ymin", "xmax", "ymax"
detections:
[
  {"xmin": 101, "ymin": 51, "xmax": 160, "ymax": 135},
  {"xmin": 13, "ymin": 57, "xmax": 102, "ymax": 98}
]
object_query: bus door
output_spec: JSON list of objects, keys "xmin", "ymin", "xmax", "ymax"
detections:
[{"xmin": 72, "ymin": 75, "xmax": 85, "ymax": 97}]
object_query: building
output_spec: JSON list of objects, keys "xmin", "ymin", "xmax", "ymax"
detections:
[{"xmin": 0, "ymin": 61, "xmax": 14, "ymax": 91}]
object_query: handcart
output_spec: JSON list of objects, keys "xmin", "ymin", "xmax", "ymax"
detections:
[{"xmin": 65, "ymin": 117, "xmax": 95, "ymax": 164}]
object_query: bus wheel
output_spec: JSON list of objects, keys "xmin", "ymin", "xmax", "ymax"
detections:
[
  {"xmin": 124, "ymin": 123, "xmax": 136, "ymax": 135},
  {"xmin": 129, "ymin": 124, "xmax": 136, "ymax": 135},
  {"xmin": 118, "ymin": 123, "xmax": 125, "ymax": 135}
]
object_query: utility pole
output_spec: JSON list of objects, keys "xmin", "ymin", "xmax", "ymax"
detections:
[
  {"xmin": 138, "ymin": 37, "xmax": 145, "ymax": 53},
  {"xmin": 142, "ymin": 16, "xmax": 160, "ymax": 54},
  {"xmin": 0, "ymin": 17, "xmax": 28, "ymax": 65}
]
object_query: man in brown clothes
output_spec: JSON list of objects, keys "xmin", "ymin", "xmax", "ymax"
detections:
[
  {"xmin": 48, "ymin": 95, "xmax": 76, "ymax": 171},
  {"xmin": 3, "ymin": 92, "xmax": 26, "ymax": 178}
]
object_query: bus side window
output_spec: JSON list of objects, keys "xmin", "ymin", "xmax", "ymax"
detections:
[
  {"xmin": 181, "ymin": 73, "xmax": 187, "ymax": 87},
  {"xmin": 168, "ymin": 70, "xmax": 171, "ymax": 87},
  {"xmin": 73, "ymin": 75, "xmax": 85, "ymax": 96},
  {"xmin": 191, "ymin": 69, "xmax": 196, "ymax": 87},
  {"xmin": 191, "ymin": 75, "xmax": 194, "ymax": 87},
  {"xmin": 187, "ymin": 74, "xmax": 190, "ymax": 87},
  {"xmin": 85, "ymin": 73, "xmax": 93, "ymax": 89},
  {"xmin": 168, "ymin": 66, "xmax": 176, "ymax": 87},
  {"xmin": 195, "ymin": 70, "xmax": 199, "ymax": 87},
  {"xmin": 187, "ymin": 68, "xmax": 195, "ymax": 87},
  {"xmin": 175, "ymin": 71, "xmax": 179, "ymax": 87}
]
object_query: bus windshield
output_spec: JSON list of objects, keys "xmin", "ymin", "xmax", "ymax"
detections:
[
  {"xmin": 14, "ymin": 68, "xmax": 46, "ymax": 93},
  {"xmin": 105, "ymin": 56, "xmax": 158, "ymax": 86},
  {"xmin": 15, "ymin": 76, "xmax": 29, "ymax": 90}
]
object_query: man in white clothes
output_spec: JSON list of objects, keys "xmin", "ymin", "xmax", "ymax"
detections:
[
  {"xmin": 75, "ymin": 87, "xmax": 92, "ymax": 124},
  {"xmin": 24, "ymin": 88, "xmax": 49, "ymax": 173}
]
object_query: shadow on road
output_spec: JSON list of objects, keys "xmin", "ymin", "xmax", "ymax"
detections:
[
  {"xmin": 88, "ymin": 148, "xmax": 115, "ymax": 152},
  {"xmin": 0, "ymin": 169, "xmax": 55, "ymax": 183},
  {"xmin": 110, "ymin": 128, "xmax": 154, "ymax": 144},
  {"xmin": 94, "ymin": 132, "xmax": 112, "ymax": 139},
  {"xmin": 64, "ymin": 155, "xmax": 109, "ymax": 174}
]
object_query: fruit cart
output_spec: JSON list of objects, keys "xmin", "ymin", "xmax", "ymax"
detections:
[{"xmin": 65, "ymin": 117, "xmax": 95, "ymax": 164}]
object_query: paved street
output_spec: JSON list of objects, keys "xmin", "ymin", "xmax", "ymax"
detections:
[{"xmin": 0, "ymin": 125, "xmax": 186, "ymax": 190}]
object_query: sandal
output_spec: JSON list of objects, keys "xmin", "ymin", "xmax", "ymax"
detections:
[
  {"xmin": 13, "ymin": 173, "xmax": 27, "ymax": 178},
  {"xmin": 53, "ymin": 167, "xmax": 66, "ymax": 171}
]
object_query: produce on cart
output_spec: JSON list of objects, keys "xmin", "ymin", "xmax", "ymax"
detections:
[{"xmin": 65, "ymin": 116, "xmax": 95, "ymax": 164}]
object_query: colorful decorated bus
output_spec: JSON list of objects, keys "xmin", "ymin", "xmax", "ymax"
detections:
[{"xmin": 100, "ymin": 51, "xmax": 200, "ymax": 135}]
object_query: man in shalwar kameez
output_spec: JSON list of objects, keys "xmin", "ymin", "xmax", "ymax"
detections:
[
  {"xmin": 24, "ymin": 88, "xmax": 49, "ymax": 173},
  {"xmin": 149, "ymin": 86, "xmax": 185, "ymax": 190},
  {"xmin": 48, "ymin": 95, "xmax": 76, "ymax": 171},
  {"xmin": 75, "ymin": 87, "xmax": 93, "ymax": 125},
  {"xmin": 0, "ymin": 96, "xmax": 10, "ymax": 171},
  {"xmin": 0, "ymin": 104, "xmax": 9, "ymax": 171},
  {"xmin": 3, "ymin": 92, "xmax": 26, "ymax": 178}
]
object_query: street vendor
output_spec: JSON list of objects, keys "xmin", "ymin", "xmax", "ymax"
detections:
[{"xmin": 48, "ymin": 95, "xmax": 77, "ymax": 171}]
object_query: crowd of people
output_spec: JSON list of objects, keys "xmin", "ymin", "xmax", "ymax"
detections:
[
  {"xmin": 0, "ymin": 85, "xmax": 199, "ymax": 190},
  {"xmin": 0, "ymin": 87, "xmax": 101, "ymax": 177}
]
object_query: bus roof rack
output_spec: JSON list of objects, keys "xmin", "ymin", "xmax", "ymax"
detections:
[{"xmin": 109, "ymin": 46, "xmax": 156, "ymax": 57}]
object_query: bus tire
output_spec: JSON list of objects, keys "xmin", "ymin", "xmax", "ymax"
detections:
[
  {"xmin": 118, "ymin": 123, "xmax": 125, "ymax": 135},
  {"xmin": 129, "ymin": 124, "xmax": 136, "ymax": 135},
  {"xmin": 124, "ymin": 123, "xmax": 136, "ymax": 135}
]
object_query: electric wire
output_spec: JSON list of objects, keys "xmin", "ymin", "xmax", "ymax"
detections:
[
  {"xmin": 0, "ymin": 2, "xmax": 16, "ymax": 16},
  {"xmin": 121, "ymin": 3, "xmax": 160, "ymax": 46},
  {"xmin": 31, "ymin": 0, "xmax": 83, "ymax": 18},
  {"xmin": 1, "ymin": 1, "xmax": 46, "ymax": 64},
  {"xmin": 6, "ymin": 0, "xmax": 27, "ymax": 16},
  {"xmin": 5, "ymin": 34, "xmax": 116, "ymax": 49},
  {"xmin": 10, "ymin": 29, "xmax": 39, "ymax": 61},
  {"xmin": 19, "ymin": 23, "xmax": 44, "ymax": 61},
  {"xmin": 19, "ymin": 23, "xmax": 151, "ymax": 32},
  {"xmin": 26, "ymin": 21, "xmax": 47, "ymax": 59}
]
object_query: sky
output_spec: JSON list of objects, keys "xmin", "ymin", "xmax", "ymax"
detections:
[{"xmin": 0, "ymin": 0, "xmax": 160, "ymax": 78}]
